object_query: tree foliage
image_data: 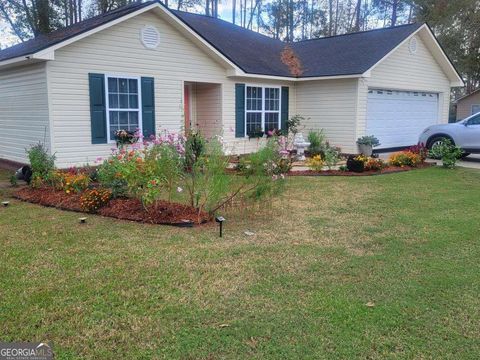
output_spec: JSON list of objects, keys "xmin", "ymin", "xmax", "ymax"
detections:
[{"xmin": 0, "ymin": 0, "xmax": 479, "ymax": 94}]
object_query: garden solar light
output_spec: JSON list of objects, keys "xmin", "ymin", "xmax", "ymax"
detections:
[
  {"xmin": 2, "ymin": 201, "xmax": 9, "ymax": 207},
  {"xmin": 215, "ymin": 216, "xmax": 225, "ymax": 237},
  {"xmin": 79, "ymin": 217, "xmax": 87, "ymax": 224}
]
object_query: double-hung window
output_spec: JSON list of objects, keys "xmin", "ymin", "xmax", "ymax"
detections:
[
  {"xmin": 245, "ymin": 86, "xmax": 280, "ymax": 136},
  {"xmin": 106, "ymin": 76, "xmax": 141, "ymax": 142}
]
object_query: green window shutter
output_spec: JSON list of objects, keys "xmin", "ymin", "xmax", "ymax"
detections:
[
  {"xmin": 88, "ymin": 73, "xmax": 107, "ymax": 144},
  {"xmin": 281, "ymin": 86, "xmax": 289, "ymax": 133},
  {"xmin": 141, "ymin": 77, "xmax": 156, "ymax": 139},
  {"xmin": 235, "ymin": 83, "xmax": 245, "ymax": 138}
]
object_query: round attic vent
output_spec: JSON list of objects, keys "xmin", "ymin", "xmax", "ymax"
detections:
[
  {"xmin": 141, "ymin": 25, "xmax": 160, "ymax": 49},
  {"xmin": 409, "ymin": 37, "xmax": 418, "ymax": 54}
]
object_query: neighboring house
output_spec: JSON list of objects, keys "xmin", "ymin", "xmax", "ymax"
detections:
[
  {"xmin": 456, "ymin": 89, "xmax": 480, "ymax": 121},
  {"xmin": 0, "ymin": 0, "xmax": 463, "ymax": 167}
]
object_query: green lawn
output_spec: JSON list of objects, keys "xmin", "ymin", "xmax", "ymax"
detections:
[{"xmin": 1, "ymin": 167, "xmax": 480, "ymax": 359}]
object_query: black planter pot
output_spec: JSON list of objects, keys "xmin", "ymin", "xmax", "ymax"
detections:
[{"xmin": 346, "ymin": 156, "xmax": 365, "ymax": 173}]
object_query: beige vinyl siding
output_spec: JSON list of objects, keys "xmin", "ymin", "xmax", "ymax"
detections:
[
  {"xmin": 0, "ymin": 62, "xmax": 50, "ymax": 164},
  {"xmin": 48, "ymin": 10, "xmax": 294, "ymax": 166},
  {"xmin": 295, "ymin": 79, "xmax": 359, "ymax": 154},
  {"xmin": 48, "ymin": 11, "xmax": 229, "ymax": 167},
  {"xmin": 457, "ymin": 92, "xmax": 480, "ymax": 120},
  {"xmin": 359, "ymin": 33, "xmax": 452, "ymax": 140}
]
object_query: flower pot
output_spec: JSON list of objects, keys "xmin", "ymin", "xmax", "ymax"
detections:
[
  {"xmin": 358, "ymin": 144, "xmax": 373, "ymax": 156},
  {"xmin": 346, "ymin": 156, "xmax": 365, "ymax": 173}
]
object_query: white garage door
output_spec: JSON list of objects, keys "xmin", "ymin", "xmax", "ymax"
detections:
[{"xmin": 366, "ymin": 89, "xmax": 439, "ymax": 149}]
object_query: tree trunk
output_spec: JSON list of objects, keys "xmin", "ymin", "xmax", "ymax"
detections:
[
  {"xmin": 232, "ymin": 0, "xmax": 236, "ymax": 24},
  {"xmin": 328, "ymin": 0, "xmax": 333, "ymax": 36},
  {"xmin": 391, "ymin": 0, "xmax": 398, "ymax": 26},
  {"xmin": 354, "ymin": 0, "xmax": 362, "ymax": 31}
]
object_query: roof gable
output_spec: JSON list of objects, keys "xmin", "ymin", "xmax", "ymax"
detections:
[
  {"xmin": 0, "ymin": 1, "xmax": 157, "ymax": 62},
  {"xmin": 290, "ymin": 23, "xmax": 422, "ymax": 77}
]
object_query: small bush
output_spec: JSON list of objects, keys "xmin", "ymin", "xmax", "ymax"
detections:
[
  {"xmin": 323, "ymin": 146, "xmax": 341, "ymax": 169},
  {"xmin": 429, "ymin": 139, "xmax": 463, "ymax": 168},
  {"xmin": 307, "ymin": 155, "xmax": 324, "ymax": 172},
  {"xmin": 27, "ymin": 143, "xmax": 55, "ymax": 184},
  {"xmin": 357, "ymin": 135, "xmax": 380, "ymax": 147},
  {"xmin": 364, "ymin": 157, "xmax": 386, "ymax": 171},
  {"xmin": 51, "ymin": 170, "xmax": 90, "ymax": 194},
  {"xmin": 80, "ymin": 188, "xmax": 112, "ymax": 213},
  {"xmin": 307, "ymin": 130, "xmax": 326, "ymax": 156},
  {"xmin": 9, "ymin": 175, "xmax": 17, "ymax": 187},
  {"xmin": 388, "ymin": 151, "xmax": 421, "ymax": 167}
]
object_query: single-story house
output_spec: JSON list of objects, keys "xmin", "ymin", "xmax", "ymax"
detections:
[
  {"xmin": 456, "ymin": 89, "xmax": 480, "ymax": 120},
  {"xmin": 0, "ymin": 0, "xmax": 464, "ymax": 167}
]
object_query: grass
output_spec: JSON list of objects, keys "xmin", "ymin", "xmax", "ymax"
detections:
[{"xmin": 1, "ymin": 167, "xmax": 480, "ymax": 359}]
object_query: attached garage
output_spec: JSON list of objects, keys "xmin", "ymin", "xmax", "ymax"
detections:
[{"xmin": 366, "ymin": 89, "xmax": 439, "ymax": 149}]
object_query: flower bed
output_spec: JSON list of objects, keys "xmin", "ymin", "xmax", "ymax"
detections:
[
  {"xmin": 289, "ymin": 163, "xmax": 434, "ymax": 177},
  {"xmin": 14, "ymin": 186, "xmax": 209, "ymax": 226},
  {"xmin": 18, "ymin": 131, "xmax": 290, "ymax": 226}
]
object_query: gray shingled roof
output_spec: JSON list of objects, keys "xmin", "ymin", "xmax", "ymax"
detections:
[
  {"xmin": 0, "ymin": 0, "xmax": 423, "ymax": 78},
  {"xmin": 0, "ymin": 1, "xmax": 156, "ymax": 62}
]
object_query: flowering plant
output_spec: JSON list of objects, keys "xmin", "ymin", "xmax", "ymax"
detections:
[
  {"xmin": 408, "ymin": 143, "xmax": 428, "ymax": 162},
  {"xmin": 96, "ymin": 131, "xmax": 185, "ymax": 207},
  {"xmin": 388, "ymin": 151, "xmax": 422, "ymax": 167},
  {"xmin": 51, "ymin": 170, "xmax": 90, "ymax": 194},
  {"xmin": 307, "ymin": 155, "xmax": 325, "ymax": 172},
  {"xmin": 114, "ymin": 129, "xmax": 139, "ymax": 147},
  {"xmin": 80, "ymin": 188, "xmax": 112, "ymax": 213},
  {"xmin": 364, "ymin": 157, "xmax": 386, "ymax": 171}
]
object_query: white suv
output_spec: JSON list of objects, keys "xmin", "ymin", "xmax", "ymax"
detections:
[{"xmin": 419, "ymin": 112, "xmax": 480, "ymax": 157}]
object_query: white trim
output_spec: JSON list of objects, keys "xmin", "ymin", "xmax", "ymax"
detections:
[
  {"xmin": 45, "ymin": 61, "xmax": 56, "ymax": 156},
  {"xmin": 244, "ymin": 84, "xmax": 281, "ymax": 137},
  {"xmin": 227, "ymin": 69, "xmax": 363, "ymax": 82},
  {"xmin": 104, "ymin": 74, "xmax": 142, "ymax": 143},
  {"xmin": 363, "ymin": 24, "xmax": 464, "ymax": 87}
]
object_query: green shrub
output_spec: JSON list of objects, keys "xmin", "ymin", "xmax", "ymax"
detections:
[
  {"xmin": 307, "ymin": 130, "xmax": 326, "ymax": 156},
  {"xmin": 429, "ymin": 139, "xmax": 463, "ymax": 168},
  {"xmin": 323, "ymin": 146, "xmax": 341, "ymax": 169},
  {"xmin": 27, "ymin": 143, "xmax": 55, "ymax": 184}
]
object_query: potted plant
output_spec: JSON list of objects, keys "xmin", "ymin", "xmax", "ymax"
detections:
[
  {"xmin": 248, "ymin": 127, "xmax": 264, "ymax": 139},
  {"xmin": 346, "ymin": 155, "xmax": 366, "ymax": 173},
  {"xmin": 357, "ymin": 135, "xmax": 380, "ymax": 156},
  {"xmin": 114, "ymin": 129, "xmax": 139, "ymax": 147}
]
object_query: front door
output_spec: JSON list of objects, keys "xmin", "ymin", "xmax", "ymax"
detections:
[{"xmin": 184, "ymin": 84, "xmax": 191, "ymax": 133}]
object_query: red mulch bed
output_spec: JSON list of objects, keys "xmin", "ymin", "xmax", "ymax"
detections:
[
  {"xmin": 288, "ymin": 163, "xmax": 434, "ymax": 176},
  {"xmin": 13, "ymin": 187, "xmax": 209, "ymax": 226}
]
